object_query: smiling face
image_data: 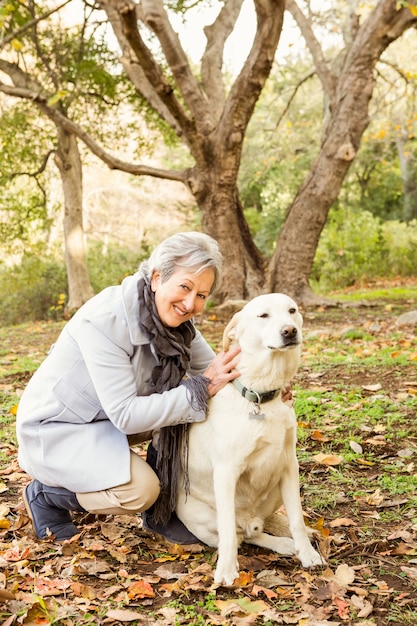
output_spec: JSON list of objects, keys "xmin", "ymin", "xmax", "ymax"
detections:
[{"xmin": 151, "ymin": 267, "xmax": 215, "ymax": 327}]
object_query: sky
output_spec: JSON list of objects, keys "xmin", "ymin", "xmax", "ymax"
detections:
[
  {"xmin": 63, "ymin": 0, "xmax": 300, "ymax": 77},
  {"xmin": 170, "ymin": 2, "xmax": 300, "ymax": 75}
]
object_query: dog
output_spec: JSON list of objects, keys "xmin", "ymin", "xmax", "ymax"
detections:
[{"xmin": 176, "ymin": 293, "xmax": 325, "ymax": 586}]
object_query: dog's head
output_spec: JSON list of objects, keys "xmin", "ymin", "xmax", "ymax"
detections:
[{"xmin": 222, "ymin": 293, "xmax": 303, "ymax": 355}]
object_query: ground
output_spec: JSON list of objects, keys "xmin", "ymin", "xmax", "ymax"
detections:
[{"xmin": 0, "ymin": 284, "xmax": 417, "ymax": 625}]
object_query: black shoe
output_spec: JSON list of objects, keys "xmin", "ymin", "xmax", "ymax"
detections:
[
  {"xmin": 142, "ymin": 510, "xmax": 200, "ymax": 545},
  {"xmin": 23, "ymin": 479, "xmax": 84, "ymax": 541}
]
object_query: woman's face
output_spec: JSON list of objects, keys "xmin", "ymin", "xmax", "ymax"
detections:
[{"xmin": 151, "ymin": 267, "xmax": 215, "ymax": 327}]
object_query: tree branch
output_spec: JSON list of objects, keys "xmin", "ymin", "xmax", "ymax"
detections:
[
  {"xmin": 100, "ymin": 0, "xmax": 182, "ymax": 135},
  {"xmin": 285, "ymin": 0, "xmax": 335, "ymax": 100},
  {"xmin": 140, "ymin": 0, "xmax": 212, "ymax": 124},
  {"xmin": 0, "ymin": 81, "xmax": 187, "ymax": 183},
  {"xmin": 102, "ymin": 0, "xmax": 195, "ymax": 140},
  {"xmin": 219, "ymin": 0, "xmax": 285, "ymax": 139},
  {"xmin": 275, "ymin": 70, "xmax": 316, "ymax": 130},
  {"xmin": 201, "ymin": 0, "xmax": 245, "ymax": 120},
  {"xmin": 0, "ymin": 59, "xmax": 47, "ymax": 94}
]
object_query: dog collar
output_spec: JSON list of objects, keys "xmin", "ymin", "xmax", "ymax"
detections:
[{"xmin": 232, "ymin": 379, "xmax": 280, "ymax": 404}]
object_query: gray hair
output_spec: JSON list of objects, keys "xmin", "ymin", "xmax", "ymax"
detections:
[{"xmin": 140, "ymin": 231, "xmax": 223, "ymax": 294}]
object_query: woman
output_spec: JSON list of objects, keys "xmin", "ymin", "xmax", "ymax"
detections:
[{"xmin": 16, "ymin": 232, "xmax": 240, "ymax": 543}]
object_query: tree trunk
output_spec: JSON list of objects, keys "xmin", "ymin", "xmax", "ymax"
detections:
[
  {"xmin": 269, "ymin": 0, "xmax": 417, "ymax": 305},
  {"xmin": 54, "ymin": 127, "xmax": 95, "ymax": 313},
  {"xmin": 193, "ymin": 171, "xmax": 266, "ymax": 300}
]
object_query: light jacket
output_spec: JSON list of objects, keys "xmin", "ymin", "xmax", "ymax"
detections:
[{"xmin": 16, "ymin": 271, "xmax": 215, "ymax": 492}]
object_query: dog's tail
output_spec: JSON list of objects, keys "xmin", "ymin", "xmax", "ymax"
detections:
[
  {"xmin": 264, "ymin": 510, "xmax": 316, "ymax": 539},
  {"xmin": 264, "ymin": 511, "xmax": 292, "ymax": 537}
]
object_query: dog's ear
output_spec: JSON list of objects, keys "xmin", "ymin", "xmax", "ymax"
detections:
[{"xmin": 222, "ymin": 312, "xmax": 240, "ymax": 351}]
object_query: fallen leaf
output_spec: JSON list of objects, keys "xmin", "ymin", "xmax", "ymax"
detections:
[
  {"xmin": 329, "ymin": 517, "xmax": 357, "ymax": 528},
  {"xmin": 311, "ymin": 430, "xmax": 329, "ymax": 442},
  {"xmin": 106, "ymin": 608, "xmax": 144, "ymax": 621},
  {"xmin": 71, "ymin": 581, "xmax": 97, "ymax": 599},
  {"xmin": 312, "ymin": 453, "xmax": 343, "ymax": 466},
  {"xmin": 127, "ymin": 579, "xmax": 155, "ymax": 599},
  {"xmin": 332, "ymin": 563, "xmax": 356, "ymax": 587},
  {"xmin": 400, "ymin": 566, "xmax": 417, "ymax": 581},
  {"xmin": 251, "ymin": 584, "xmax": 278, "ymax": 599},
  {"xmin": 350, "ymin": 440, "xmax": 363, "ymax": 454},
  {"xmin": 397, "ymin": 448, "xmax": 414, "ymax": 458},
  {"xmin": 215, "ymin": 597, "xmax": 269, "ymax": 616},
  {"xmin": 362, "ymin": 384, "xmax": 382, "ymax": 392},
  {"xmin": 364, "ymin": 436, "xmax": 386, "ymax": 446},
  {"xmin": 366, "ymin": 489, "xmax": 384, "ymax": 506},
  {"xmin": 350, "ymin": 593, "xmax": 374, "ymax": 618},
  {"xmin": 334, "ymin": 595, "xmax": 351, "ymax": 619},
  {"xmin": 235, "ymin": 570, "xmax": 254, "ymax": 586}
]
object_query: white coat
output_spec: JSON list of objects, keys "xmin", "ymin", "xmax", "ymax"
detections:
[{"xmin": 16, "ymin": 271, "xmax": 215, "ymax": 493}]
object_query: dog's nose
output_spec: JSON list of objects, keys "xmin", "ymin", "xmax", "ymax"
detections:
[{"xmin": 281, "ymin": 325, "xmax": 298, "ymax": 342}]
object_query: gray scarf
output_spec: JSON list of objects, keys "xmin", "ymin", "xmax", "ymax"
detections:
[{"xmin": 137, "ymin": 277, "xmax": 210, "ymax": 524}]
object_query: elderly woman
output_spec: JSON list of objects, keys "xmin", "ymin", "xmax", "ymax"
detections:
[{"xmin": 16, "ymin": 232, "xmax": 240, "ymax": 543}]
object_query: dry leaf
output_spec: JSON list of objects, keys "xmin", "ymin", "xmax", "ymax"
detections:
[
  {"xmin": 350, "ymin": 441, "xmax": 363, "ymax": 454},
  {"xmin": 362, "ymin": 384, "xmax": 382, "ymax": 392},
  {"xmin": 215, "ymin": 597, "xmax": 269, "ymax": 616},
  {"xmin": 329, "ymin": 517, "xmax": 357, "ymax": 528},
  {"xmin": 366, "ymin": 489, "xmax": 384, "ymax": 506},
  {"xmin": 106, "ymin": 608, "xmax": 144, "ymax": 621},
  {"xmin": 251, "ymin": 584, "xmax": 278, "ymax": 599},
  {"xmin": 311, "ymin": 430, "xmax": 329, "ymax": 442},
  {"xmin": 127, "ymin": 579, "xmax": 155, "ymax": 599},
  {"xmin": 332, "ymin": 563, "xmax": 356, "ymax": 587},
  {"xmin": 312, "ymin": 452, "xmax": 343, "ymax": 466}
]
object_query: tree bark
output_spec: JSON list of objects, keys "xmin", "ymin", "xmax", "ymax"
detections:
[
  {"xmin": 269, "ymin": 0, "xmax": 417, "ymax": 304},
  {"xmin": 54, "ymin": 127, "xmax": 95, "ymax": 313}
]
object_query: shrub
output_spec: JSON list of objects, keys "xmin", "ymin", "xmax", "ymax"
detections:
[
  {"xmin": 311, "ymin": 206, "xmax": 417, "ymax": 291},
  {"xmin": 0, "ymin": 243, "xmax": 148, "ymax": 326},
  {"xmin": 0, "ymin": 254, "xmax": 67, "ymax": 326}
]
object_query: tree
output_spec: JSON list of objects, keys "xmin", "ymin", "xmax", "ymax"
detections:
[
  {"xmin": 86, "ymin": 0, "xmax": 417, "ymax": 302},
  {"xmin": 0, "ymin": 0, "xmax": 97, "ymax": 310},
  {"xmin": 268, "ymin": 0, "xmax": 417, "ymax": 303},
  {"xmin": 0, "ymin": 0, "xmax": 143, "ymax": 311},
  {"xmin": 98, "ymin": 0, "xmax": 286, "ymax": 300}
]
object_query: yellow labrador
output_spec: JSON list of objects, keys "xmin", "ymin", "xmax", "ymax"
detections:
[{"xmin": 176, "ymin": 293, "xmax": 325, "ymax": 586}]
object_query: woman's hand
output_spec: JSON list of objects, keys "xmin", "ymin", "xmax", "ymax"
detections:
[{"xmin": 204, "ymin": 346, "xmax": 241, "ymax": 397}]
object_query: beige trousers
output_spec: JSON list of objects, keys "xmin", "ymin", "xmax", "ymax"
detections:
[{"xmin": 76, "ymin": 446, "xmax": 160, "ymax": 516}]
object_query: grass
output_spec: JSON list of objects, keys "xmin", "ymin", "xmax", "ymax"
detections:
[
  {"xmin": 329, "ymin": 284, "xmax": 417, "ymax": 303},
  {"xmin": 1, "ymin": 282, "xmax": 417, "ymax": 625}
]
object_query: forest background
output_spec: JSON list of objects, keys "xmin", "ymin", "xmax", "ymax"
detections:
[{"xmin": 0, "ymin": 0, "xmax": 417, "ymax": 325}]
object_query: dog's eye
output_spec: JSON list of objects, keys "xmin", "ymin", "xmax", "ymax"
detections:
[
  {"xmin": 289, "ymin": 308, "xmax": 296, "ymax": 314},
  {"xmin": 257, "ymin": 313, "xmax": 269, "ymax": 318}
]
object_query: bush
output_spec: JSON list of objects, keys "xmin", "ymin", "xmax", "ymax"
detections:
[
  {"xmin": 312, "ymin": 205, "xmax": 417, "ymax": 291},
  {"xmin": 0, "ymin": 254, "xmax": 67, "ymax": 326},
  {"xmin": 86, "ymin": 242, "xmax": 147, "ymax": 293},
  {"xmin": 0, "ymin": 243, "xmax": 148, "ymax": 326}
]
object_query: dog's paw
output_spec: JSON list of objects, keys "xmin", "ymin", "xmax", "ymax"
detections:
[
  {"xmin": 214, "ymin": 569, "xmax": 239, "ymax": 587},
  {"xmin": 297, "ymin": 546, "xmax": 326, "ymax": 568},
  {"xmin": 241, "ymin": 516, "xmax": 264, "ymax": 538},
  {"xmin": 214, "ymin": 557, "xmax": 239, "ymax": 587}
]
